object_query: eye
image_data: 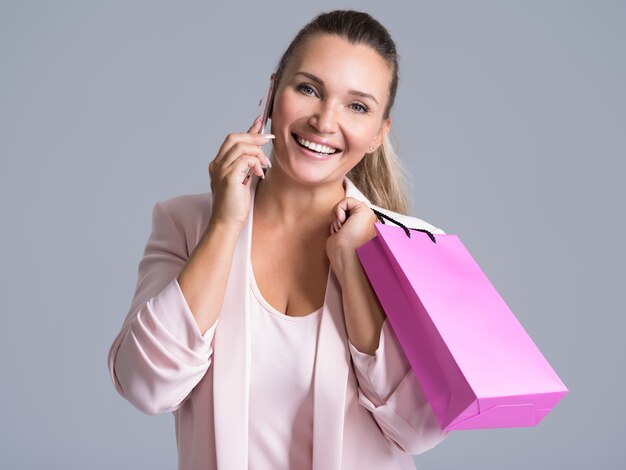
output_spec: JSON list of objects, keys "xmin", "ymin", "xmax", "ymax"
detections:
[
  {"xmin": 297, "ymin": 83, "xmax": 318, "ymax": 97},
  {"xmin": 350, "ymin": 102, "xmax": 369, "ymax": 114}
]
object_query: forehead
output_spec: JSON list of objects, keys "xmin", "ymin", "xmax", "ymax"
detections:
[{"xmin": 287, "ymin": 34, "xmax": 391, "ymax": 96}]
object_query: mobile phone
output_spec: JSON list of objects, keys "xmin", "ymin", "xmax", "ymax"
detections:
[
  {"xmin": 258, "ymin": 74, "xmax": 275, "ymax": 134},
  {"xmin": 242, "ymin": 75, "xmax": 275, "ymax": 184}
]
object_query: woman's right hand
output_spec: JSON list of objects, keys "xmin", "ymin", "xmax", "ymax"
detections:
[{"xmin": 207, "ymin": 117, "xmax": 274, "ymax": 230}]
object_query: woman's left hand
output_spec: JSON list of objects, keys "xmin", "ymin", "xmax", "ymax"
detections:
[{"xmin": 326, "ymin": 197, "xmax": 378, "ymax": 267}]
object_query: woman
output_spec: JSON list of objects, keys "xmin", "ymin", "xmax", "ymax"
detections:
[{"xmin": 108, "ymin": 10, "xmax": 449, "ymax": 470}]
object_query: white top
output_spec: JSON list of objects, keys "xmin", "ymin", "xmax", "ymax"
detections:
[{"xmin": 248, "ymin": 259, "xmax": 324, "ymax": 470}]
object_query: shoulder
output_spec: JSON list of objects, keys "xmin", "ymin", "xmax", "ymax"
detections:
[
  {"xmin": 156, "ymin": 192, "xmax": 212, "ymax": 217},
  {"xmin": 151, "ymin": 192, "xmax": 213, "ymax": 243},
  {"xmin": 343, "ymin": 176, "xmax": 445, "ymax": 235},
  {"xmin": 368, "ymin": 203, "xmax": 446, "ymax": 235}
]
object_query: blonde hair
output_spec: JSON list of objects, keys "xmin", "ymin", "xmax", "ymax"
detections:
[
  {"xmin": 273, "ymin": 10, "xmax": 410, "ymax": 214},
  {"xmin": 346, "ymin": 135, "xmax": 409, "ymax": 214}
]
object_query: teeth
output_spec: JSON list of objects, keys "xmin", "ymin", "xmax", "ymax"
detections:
[{"xmin": 296, "ymin": 135, "xmax": 338, "ymax": 154}]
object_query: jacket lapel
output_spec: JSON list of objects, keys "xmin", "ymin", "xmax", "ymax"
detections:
[
  {"xmin": 310, "ymin": 177, "xmax": 372, "ymax": 469},
  {"xmin": 311, "ymin": 266, "xmax": 349, "ymax": 470},
  {"xmin": 212, "ymin": 178, "xmax": 255, "ymax": 469}
]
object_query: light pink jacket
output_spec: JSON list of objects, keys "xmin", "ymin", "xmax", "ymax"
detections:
[{"xmin": 108, "ymin": 176, "xmax": 449, "ymax": 469}]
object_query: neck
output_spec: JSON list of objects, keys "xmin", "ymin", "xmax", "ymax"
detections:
[{"xmin": 254, "ymin": 169, "xmax": 346, "ymax": 231}]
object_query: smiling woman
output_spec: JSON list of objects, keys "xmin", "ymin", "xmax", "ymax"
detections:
[{"xmin": 107, "ymin": 9, "xmax": 449, "ymax": 470}]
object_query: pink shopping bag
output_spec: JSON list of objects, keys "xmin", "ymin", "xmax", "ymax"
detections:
[{"xmin": 355, "ymin": 220, "xmax": 568, "ymax": 431}]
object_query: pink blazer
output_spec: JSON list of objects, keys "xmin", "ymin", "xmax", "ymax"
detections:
[{"xmin": 108, "ymin": 176, "xmax": 449, "ymax": 469}]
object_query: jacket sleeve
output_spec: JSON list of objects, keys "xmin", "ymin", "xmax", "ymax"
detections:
[
  {"xmin": 348, "ymin": 225, "xmax": 450, "ymax": 455},
  {"xmin": 107, "ymin": 200, "xmax": 218, "ymax": 415}
]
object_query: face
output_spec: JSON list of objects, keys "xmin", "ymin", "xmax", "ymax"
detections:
[{"xmin": 270, "ymin": 34, "xmax": 392, "ymax": 186}]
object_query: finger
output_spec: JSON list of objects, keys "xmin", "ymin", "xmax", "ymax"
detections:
[
  {"xmin": 228, "ymin": 154, "xmax": 265, "ymax": 181},
  {"xmin": 334, "ymin": 202, "xmax": 349, "ymax": 225},
  {"xmin": 215, "ymin": 133, "xmax": 274, "ymax": 164},
  {"xmin": 222, "ymin": 143, "xmax": 271, "ymax": 168},
  {"xmin": 335, "ymin": 197, "xmax": 365, "ymax": 224}
]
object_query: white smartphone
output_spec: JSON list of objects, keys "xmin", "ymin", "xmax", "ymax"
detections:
[
  {"xmin": 242, "ymin": 75, "xmax": 275, "ymax": 184},
  {"xmin": 258, "ymin": 75, "xmax": 275, "ymax": 135}
]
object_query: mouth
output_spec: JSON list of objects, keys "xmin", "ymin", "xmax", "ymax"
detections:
[{"xmin": 291, "ymin": 133, "xmax": 343, "ymax": 157}]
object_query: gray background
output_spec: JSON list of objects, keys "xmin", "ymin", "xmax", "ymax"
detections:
[{"xmin": 1, "ymin": 0, "xmax": 623, "ymax": 468}]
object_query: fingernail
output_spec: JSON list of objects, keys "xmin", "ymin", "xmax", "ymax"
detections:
[
  {"xmin": 253, "ymin": 115, "xmax": 261, "ymax": 124},
  {"xmin": 265, "ymin": 157, "xmax": 272, "ymax": 168},
  {"xmin": 261, "ymin": 134, "xmax": 275, "ymax": 139}
]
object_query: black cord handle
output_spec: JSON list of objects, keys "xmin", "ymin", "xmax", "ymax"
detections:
[{"xmin": 371, "ymin": 208, "xmax": 437, "ymax": 244}]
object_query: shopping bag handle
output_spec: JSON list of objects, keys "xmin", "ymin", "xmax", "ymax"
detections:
[{"xmin": 371, "ymin": 208, "xmax": 437, "ymax": 244}]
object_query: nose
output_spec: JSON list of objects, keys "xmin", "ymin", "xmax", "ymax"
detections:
[{"xmin": 308, "ymin": 101, "xmax": 339, "ymax": 134}]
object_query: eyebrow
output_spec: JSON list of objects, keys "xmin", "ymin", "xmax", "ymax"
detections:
[{"xmin": 294, "ymin": 71, "xmax": 379, "ymax": 105}]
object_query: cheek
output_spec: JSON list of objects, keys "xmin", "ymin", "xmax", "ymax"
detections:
[
  {"xmin": 273, "ymin": 90, "xmax": 305, "ymax": 123},
  {"xmin": 271, "ymin": 98, "xmax": 286, "ymax": 126},
  {"xmin": 345, "ymin": 123, "xmax": 380, "ymax": 151}
]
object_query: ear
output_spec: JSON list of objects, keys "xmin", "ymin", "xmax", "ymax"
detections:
[{"xmin": 371, "ymin": 117, "xmax": 392, "ymax": 152}]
